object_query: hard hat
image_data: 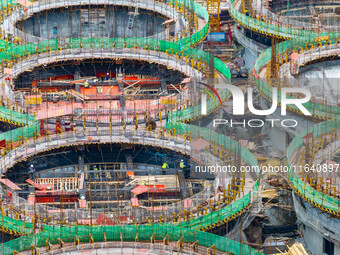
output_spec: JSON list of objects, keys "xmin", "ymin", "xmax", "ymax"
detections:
[
  {"xmin": 30, "ymin": 164, "xmax": 33, "ymax": 167},
  {"xmin": 181, "ymin": 159, "xmax": 184, "ymax": 162}
]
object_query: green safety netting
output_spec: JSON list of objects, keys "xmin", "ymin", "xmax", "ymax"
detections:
[
  {"xmin": 0, "ymin": 214, "xmax": 33, "ymax": 235},
  {"xmin": 177, "ymin": 192, "xmax": 251, "ymax": 231},
  {"xmin": 287, "ymin": 117, "xmax": 340, "ymax": 214},
  {"xmin": 1, "ymin": 224, "xmax": 263, "ymax": 255},
  {"xmin": 229, "ymin": 0, "xmax": 340, "ymax": 119},
  {"xmin": 167, "ymin": 122, "xmax": 259, "ymax": 170},
  {"xmin": 0, "ymin": 105, "xmax": 35, "ymax": 124},
  {"xmin": 254, "ymin": 32, "xmax": 340, "ymax": 119},
  {"xmin": 0, "ymin": 1, "xmax": 262, "ymax": 253},
  {"xmin": 168, "ymin": 0, "xmax": 209, "ymax": 46},
  {"xmin": 0, "ymin": 105, "xmax": 40, "ymax": 143},
  {"xmin": 0, "ymin": 1, "xmax": 18, "ymax": 9},
  {"xmin": 0, "ymin": 121, "xmax": 260, "ymax": 236},
  {"xmin": 229, "ymin": 0, "xmax": 340, "ymax": 216},
  {"xmin": 0, "ymin": 37, "xmax": 232, "ymax": 143},
  {"xmin": 0, "ymin": 39, "xmax": 59, "ymax": 61},
  {"xmin": 229, "ymin": 0, "xmax": 318, "ymax": 39},
  {"xmin": 163, "ymin": 122, "xmax": 260, "ymax": 230},
  {"xmin": 169, "ymin": 88, "xmax": 229, "ymax": 123},
  {"xmin": 0, "ymin": 113, "xmax": 261, "ymax": 253},
  {"xmin": 0, "ymin": 121, "xmax": 40, "ymax": 142}
]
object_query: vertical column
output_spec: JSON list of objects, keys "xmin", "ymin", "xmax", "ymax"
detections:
[
  {"xmin": 112, "ymin": 5, "xmax": 115, "ymax": 37},
  {"xmin": 161, "ymin": 80, "xmax": 167, "ymax": 92},
  {"xmin": 78, "ymin": 155, "xmax": 84, "ymax": 173},
  {"xmin": 118, "ymin": 81, "xmax": 125, "ymax": 109}
]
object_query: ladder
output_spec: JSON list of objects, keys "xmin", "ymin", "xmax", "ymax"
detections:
[{"xmin": 127, "ymin": 0, "xmax": 139, "ymax": 30}]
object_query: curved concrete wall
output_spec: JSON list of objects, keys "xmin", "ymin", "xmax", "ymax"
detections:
[
  {"xmin": 4, "ymin": 0, "xmax": 186, "ymax": 43},
  {"xmin": 12, "ymin": 48, "xmax": 203, "ymax": 84}
]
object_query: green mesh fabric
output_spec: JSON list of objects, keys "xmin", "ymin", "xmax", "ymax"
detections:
[
  {"xmin": 1, "ymin": 224, "xmax": 263, "ymax": 255},
  {"xmin": 0, "ymin": 1, "xmax": 260, "ymax": 254},
  {"xmin": 0, "ymin": 115, "xmax": 260, "ymax": 253},
  {"xmin": 0, "ymin": 106, "xmax": 40, "ymax": 142},
  {"xmin": 229, "ymin": 0, "xmax": 318, "ymax": 38},
  {"xmin": 287, "ymin": 117, "xmax": 340, "ymax": 214},
  {"xmin": 0, "ymin": 106, "xmax": 35, "ymax": 124},
  {"xmin": 253, "ymin": 32, "xmax": 340, "ymax": 119},
  {"xmin": 229, "ymin": 0, "xmax": 340, "ymax": 119},
  {"xmin": 0, "ymin": 215, "xmax": 33, "ymax": 235}
]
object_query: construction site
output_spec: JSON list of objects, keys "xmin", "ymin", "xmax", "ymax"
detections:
[{"xmin": 0, "ymin": 0, "xmax": 337, "ymax": 254}]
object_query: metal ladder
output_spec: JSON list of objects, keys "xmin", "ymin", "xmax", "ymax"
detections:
[{"xmin": 127, "ymin": 0, "xmax": 139, "ymax": 30}]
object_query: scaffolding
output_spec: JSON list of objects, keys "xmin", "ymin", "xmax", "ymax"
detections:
[
  {"xmin": 206, "ymin": 0, "xmax": 220, "ymax": 32},
  {"xmin": 287, "ymin": 117, "xmax": 340, "ymax": 216},
  {"xmin": 0, "ymin": 0, "xmax": 267, "ymax": 254}
]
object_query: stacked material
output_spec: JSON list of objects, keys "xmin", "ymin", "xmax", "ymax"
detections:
[
  {"xmin": 275, "ymin": 242, "xmax": 308, "ymax": 255},
  {"xmin": 286, "ymin": 243, "xmax": 308, "ymax": 255},
  {"xmin": 261, "ymin": 189, "xmax": 278, "ymax": 199}
]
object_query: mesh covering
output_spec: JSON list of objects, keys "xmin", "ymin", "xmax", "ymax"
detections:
[
  {"xmin": 229, "ymin": 0, "xmax": 317, "ymax": 38},
  {"xmin": 0, "ymin": 106, "xmax": 39, "ymax": 142},
  {"xmin": 0, "ymin": 1, "xmax": 260, "ymax": 254},
  {"xmin": 254, "ymin": 32, "xmax": 340, "ymax": 119},
  {"xmin": 287, "ymin": 117, "xmax": 340, "ymax": 215},
  {"xmin": 1, "ymin": 224, "xmax": 263, "ymax": 255}
]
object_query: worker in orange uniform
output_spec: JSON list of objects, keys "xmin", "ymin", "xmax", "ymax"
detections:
[{"xmin": 56, "ymin": 121, "xmax": 62, "ymax": 134}]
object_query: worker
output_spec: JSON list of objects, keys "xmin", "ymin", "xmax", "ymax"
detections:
[
  {"xmin": 28, "ymin": 164, "xmax": 35, "ymax": 180},
  {"xmin": 71, "ymin": 121, "xmax": 76, "ymax": 131},
  {"xmin": 56, "ymin": 121, "xmax": 62, "ymax": 134},
  {"xmin": 162, "ymin": 162, "xmax": 168, "ymax": 175},
  {"xmin": 14, "ymin": 36, "xmax": 21, "ymax": 44},
  {"xmin": 93, "ymin": 165, "xmax": 98, "ymax": 178},
  {"xmin": 53, "ymin": 27, "xmax": 58, "ymax": 38},
  {"xmin": 180, "ymin": 159, "xmax": 185, "ymax": 169},
  {"xmin": 142, "ymin": 180, "xmax": 146, "ymax": 186},
  {"xmin": 84, "ymin": 81, "xmax": 89, "ymax": 88}
]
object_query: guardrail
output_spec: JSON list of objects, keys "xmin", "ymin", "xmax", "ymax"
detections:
[
  {"xmin": 0, "ymin": 1, "xmax": 262, "ymax": 254},
  {"xmin": 287, "ymin": 117, "xmax": 340, "ymax": 216}
]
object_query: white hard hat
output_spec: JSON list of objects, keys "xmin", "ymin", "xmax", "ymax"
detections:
[{"xmin": 30, "ymin": 164, "xmax": 33, "ymax": 167}]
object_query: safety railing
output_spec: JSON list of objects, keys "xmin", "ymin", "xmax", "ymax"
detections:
[
  {"xmin": 1, "ymin": 224, "xmax": 263, "ymax": 255},
  {"xmin": 287, "ymin": 117, "xmax": 340, "ymax": 216},
  {"xmin": 229, "ymin": 0, "xmax": 318, "ymax": 39},
  {"xmin": 254, "ymin": 32, "xmax": 340, "ymax": 120}
]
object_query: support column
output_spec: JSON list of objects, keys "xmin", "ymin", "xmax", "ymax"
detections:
[
  {"xmin": 161, "ymin": 80, "xmax": 167, "ymax": 92},
  {"xmin": 74, "ymin": 70, "xmax": 82, "ymax": 102},
  {"xmin": 118, "ymin": 81, "xmax": 125, "ymax": 109},
  {"xmin": 78, "ymin": 155, "xmax": 84, "ymax": 173}
]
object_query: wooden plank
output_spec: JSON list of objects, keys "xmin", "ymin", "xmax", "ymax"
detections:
[
  {"xmin": 131, "ymin": 185, "xmax": 150, "ymax": 195},
  {"xmin": 0, "ymin": 179, "xmax": 22, "ymax": 191},
  {"xmin": 131, "ymin": 197, "xmax": 140, "ymax": 207},
  {"xmin": 25, "ymin": 179, "xmax": 44, "ymax": 190}
]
